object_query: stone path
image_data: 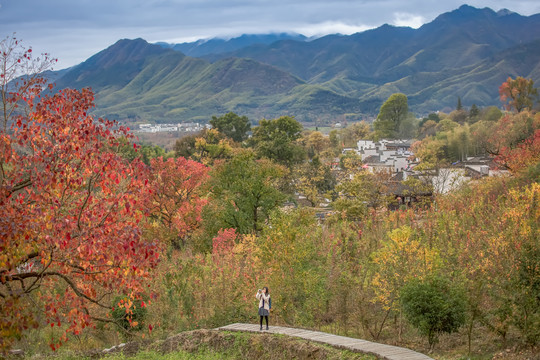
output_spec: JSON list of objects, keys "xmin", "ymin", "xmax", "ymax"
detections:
[{"xmin": 217, "ymin": 323, "xmax": 433, "ymax": 360}]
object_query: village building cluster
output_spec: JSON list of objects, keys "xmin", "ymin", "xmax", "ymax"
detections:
[
  {"xmin": 343, "ymin": 139, "xmax": 508, "ymax": 200},
  {"xmin": 137, "ymin": 122, "xmax": 211, "ymax": 133}
]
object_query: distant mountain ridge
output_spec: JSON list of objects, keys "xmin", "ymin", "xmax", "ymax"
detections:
[
  {"xmin": 156, "ymin": 33, "xmax": 308, "ymax": 57},
  {"xmin": 50, "ymin": 5, "xmax": 540, "ymax": 124}
]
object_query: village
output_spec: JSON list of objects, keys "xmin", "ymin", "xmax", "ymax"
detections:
[{"xmin": 137, "ymin": 122, "xmax": 212, "ymax": 133}]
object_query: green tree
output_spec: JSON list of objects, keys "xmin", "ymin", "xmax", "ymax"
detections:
[
  {"xmin": 174, "ymin": 133, "xmax": 198, "ymax": 159},
  {"xmin": 456, "ymin": 96, "xmax": 463, "ymax": 111},
  {"xmin": 250, "ymin": 116, "xmax": 305, "ymax": 166},
  {"xmin": 469, "ymin": 104, "xmax": 480, "ymax": 121},
  {"xmin": 174, "ymin": 129, "xmax": 233, "ymax": 165},
  {"xmin": 419, "ymin": 113, "xmax": 441, "ymax": 128},
  {"xmin": 398, "ymin": 113, "xmax": 419, "ymax": 138},
  {"xmin": 482, "ymin": 106, "xmax": 503, "ymax": 122},
  {"xmin": 329, "ymin": 129, "xmax": 340, "ymax": 149},
  {"xmin": 401, "ymin": 276, "xmax": 467, "ymax": 352},
  {"xmin": 210, "ymin": 112, "xmax": 251, "ymax": 142},
  {"xmin": 373, "ymin": 93, "xmax": 408, "ymax": 139},
  {"xmin": 118, "ymin": 138, "xmax": 169, "ymax": 165},
  {"xmin": 207, "ymin": 150, "xmax": 288, "ymax": 234}
]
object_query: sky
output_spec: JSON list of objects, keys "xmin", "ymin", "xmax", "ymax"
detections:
[{"xmin": 1, "ymin": 0, "xmax": 540, "ymax": 70}]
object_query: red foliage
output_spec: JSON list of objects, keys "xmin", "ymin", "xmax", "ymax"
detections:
[
  {"xmin": 145, "ymin": 157, "xmax": 208, "ymax": 246},
  {"xmin": 496, "ymin": 129, "xmax": 540, "ymax": 172},
  {"xmin": 212, "ymin": 228, "xmax": 237, "ymax": 255},
  {"xmin": 486, "ymin": 111, "xmax": 540, "ymax": 172},
  {"xmin": 0, "ymin": 88, "xmax": 159, "ymax": 350}
]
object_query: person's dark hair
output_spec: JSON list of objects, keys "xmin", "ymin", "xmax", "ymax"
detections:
[{"xmin": 263, "ymin": 286, "xmax": 269, "ymax": 294}]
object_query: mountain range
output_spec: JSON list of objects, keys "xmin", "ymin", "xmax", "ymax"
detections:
[{"xmin": 50, "ymin": 5, "xmax": 540, "ymax": 124}]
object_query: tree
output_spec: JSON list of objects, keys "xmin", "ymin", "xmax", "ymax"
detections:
[
  {"xmin": 499, "ymin": 76, "xmax": 539, "ymax": 113},
  {"xmin": 210, "ymin": 112, "xmax": 251, "ymax": 142},
  {"xmin": 418, "ymin": 120, "xmax": 438, "ymax": 139},
  {"xmin": 484, "ymin": 111, "xmax": 540, "ymax": 172},
  {"xmin": 401, "ymin": 276, "xmax": 467, "ymax": 352},
  {"xmin": 456, "ymin": 96, "xmax": 463, "ymax": 111},
  {"xmin": 436, "ymin": 118, "xmax": 459, "ymax": 132},
  {"xmin": 207, "ymin": 150, "xmax": 287, "ymax": 234},
  {"xmin": 117, "ymin": 138, "xmax": 169, "ymax": 165},
  {"xmin": 419, "ymin": 113, "xmax": 441, "ymax": 128},
  {"xmin": 398, "ymin": 112, "xmax": 419, "ymax": 138},
  {"xmin": 306, "ymin": 131, "xmax": 329, "ymax": 155},
  {"xmin": 411, "ymin": 138, "xmax": 447, "ymax": 170},
  {"xmin": 341, "ymin": 121, "xmax": 371, "ymax": 146},
  {"xmin": 482, "ymin": 106, "xmax": 503, "ymax": 122},
  {"xmin": 293, "ymin": 157, "xmax": 336, "ymax": 207},
  {"xmin": 373, "ymin": 93, "xmax": 408, "ymax": 139},
  {"xmin": 469, "ymin": 104, "xmax": 480, "ymax": 121},
  {"xmin": 1, "ymin": 35, "xmax": 56, "ymax": 131},
  {"xmin": 328, "ymin": 129, "xmax": 340, "ymax": 149},
  {"xmin": 0, "ymin": 88, "xmax": 159, "ymax": 351},
  {"xmin": 144, "ymin": 157, "xmax": 209, "ymax": 249},
  {"xmin": 333, "ymin": 171, "xmax": 391, "ymax": 219},
  {"xmin": 449, "ymin": 109, "xmax": 468, "ymax": 124},
  {"xmin": 174, "ymin": 129, "xmax": 233, "ymax": 165},
  {"xmin": 250, "ymin": 116, "xmax": 305, "ymax": 166},
  {"xmin": 174, "ymin": 133, "xmax": 197, "ymax": 158}
]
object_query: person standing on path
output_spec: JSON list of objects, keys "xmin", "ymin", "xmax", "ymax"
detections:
[{"xmin": 256, "ymin": 287, "xmax": 270, "ymax": 330}]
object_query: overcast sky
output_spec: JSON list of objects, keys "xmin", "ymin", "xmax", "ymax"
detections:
[{"xmin": 1, "ymin": 0, "xmax": 539, "ymax": 69}]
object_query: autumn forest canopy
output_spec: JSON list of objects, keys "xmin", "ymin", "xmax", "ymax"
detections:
[{"xmin": 1, "ymin": 34, "xmax": 539, "ymax": 359}]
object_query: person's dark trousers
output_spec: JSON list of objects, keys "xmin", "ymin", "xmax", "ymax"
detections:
[{"xmin": 259, "ymin": 316, "xmax": 269, "ymax": 330}]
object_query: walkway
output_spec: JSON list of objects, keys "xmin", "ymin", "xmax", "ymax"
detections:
[{"xmin": 217, "ymin": 323, "xmax": 433, "ymax": 360}]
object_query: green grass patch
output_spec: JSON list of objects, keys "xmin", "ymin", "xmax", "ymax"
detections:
[{"xmin": 47, "ymin": 330, "xmax": 377, "ymax": 360}]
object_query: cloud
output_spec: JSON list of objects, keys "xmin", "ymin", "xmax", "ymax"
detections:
[
  {"xmin": 392, "ymin": 12, "xmax": 426, "ymax": 28},
  {"xmin": 1, "ymin": 0, "xmax": 539, "ymax": 68},
  {"xmin": 293, "ymin": 21, "xmax": 372, "ymax": 37}
]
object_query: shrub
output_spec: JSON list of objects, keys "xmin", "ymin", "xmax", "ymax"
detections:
[{"xmin": 400, "ymin": 276, "xmax": 467, "ymax": 351}]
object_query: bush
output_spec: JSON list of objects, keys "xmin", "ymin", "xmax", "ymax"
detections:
[
  {"xmin": 110, "ymin": 296, "xmax": 148, "ymax": 332},
  {"xmin": 400, "ymin": 276, "xmax": 467, "ymax": 351}
]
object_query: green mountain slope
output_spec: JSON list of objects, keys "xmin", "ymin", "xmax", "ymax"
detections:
[
  {"xmin": 50, "ymin": 5, "xmax": 540, "ymax": 123},
  {"xmin": 68, "ymin": 40, "xmax": 314, "ymax": 122}
]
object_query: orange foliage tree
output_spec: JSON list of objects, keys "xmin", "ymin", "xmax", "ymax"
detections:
[
  {"xmin": 499, "ymin": 76, "xmax": 538, "ymax": 113},
  {"xmin": 0, "ymin": 38, "xmax": 160, "ymax": 351},
  {"xmin": 144, "ymin": 156, "xmax": 209, "ymax": 248}
]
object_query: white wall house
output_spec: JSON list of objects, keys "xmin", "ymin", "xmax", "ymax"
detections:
[{"xmin": 356, "ymin": 139, "xmax": 414, "ymax": 173}]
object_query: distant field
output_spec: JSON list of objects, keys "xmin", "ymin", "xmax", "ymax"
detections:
[{"xmin": 304, "ymin": 126, "xmax": 335, "ymax": 134}]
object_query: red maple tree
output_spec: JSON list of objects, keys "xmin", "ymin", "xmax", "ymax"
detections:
[
  {"xmin": 0, "ymin": 38, "xmax": 159, "ymax": 351},
  {"xmin": 144, "ymin": 156, "xmax": 209, "ymax": 248}
]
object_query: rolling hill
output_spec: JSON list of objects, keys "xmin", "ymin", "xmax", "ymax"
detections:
[{"xmin": 49, "ymin": 5, "xmax": 540, "ymax": 124}]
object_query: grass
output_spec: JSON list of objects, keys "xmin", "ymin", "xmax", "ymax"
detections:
[
  {"xmin": 51, "ymin": 350, "xmax": 226, "ymax": 360},
  {"xmin": 45, "ymin": 330, "xmax": 378, "ymax": 360}
]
